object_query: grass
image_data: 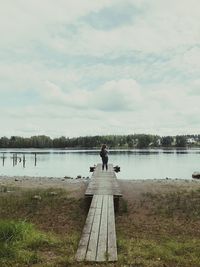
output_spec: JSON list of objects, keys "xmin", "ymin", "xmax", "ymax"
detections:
[
  {"xmin": 143, "ymin": 188, "xmax": 200, "ymax": 219},
  {"xmin": 0, "ymin": 185, "xmax": 200, "ymax": 266},
  {"xmin": 0, "ymin": 219, "xmax": 58, "ymax": 266},
  {"xmin": 117, "ymin": 236, "xmax": 200, "ymax": 267},
  {"xmin": 0, "ymin": 186, "xmax": 86, "ymax": 267},
  {"xmin": 116, "ymin": 188, "xmax": 200, "ymax": 267},
  {"xmin": 0, "ymin": 187, "xmax": 86, "ymax": 234}
]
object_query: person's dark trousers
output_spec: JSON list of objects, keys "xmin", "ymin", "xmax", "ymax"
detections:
[{"xmin": 102, "ymin": 157, "xmax": 108, "ymax": 170}]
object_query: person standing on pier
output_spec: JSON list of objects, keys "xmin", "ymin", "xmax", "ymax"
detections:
[{"xmin": 100, "ymin": 144, "xmax": 108, "ymax": 170}]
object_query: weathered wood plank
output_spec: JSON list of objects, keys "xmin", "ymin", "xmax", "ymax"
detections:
[
  {"xmin": 107, "ymin": 195, "xmax": 118, "ymax": 261},
  {"xmin": 86, "ymin": 195, "xmax": 103, "ymax": 261},
  {"xmin": 85, "ymin": 164, "xmax": 122, "ymax": 197},
  {"xmin": 96, "ymin": 195, "xmax": 108, "ymax": 261},
  {"xmin": 76, "ymin": 163, "xmax": 121, "ymax": 262},
  {"xmin": 75, "ymin": 195, "xmax": 98, "ymax": 261},
  {"xmin": 82, "ymin": 195, "xmax": 98, "ymax": 235},
  {"xmin": 76, "ymin": 194, "xmax": 118, "ymax": 262},
  {"xmin": 75, "ymin": 233, "xmax": 90, "ymax": 261}
]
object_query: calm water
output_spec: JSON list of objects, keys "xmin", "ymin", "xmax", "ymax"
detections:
[{"xmin": 0, "ymin": 148, "xmax": 200, "ymax": 180}]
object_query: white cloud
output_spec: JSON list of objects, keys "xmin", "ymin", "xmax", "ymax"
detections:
[
  {"xmin": 0, "ymin": 0, "xmax": 114, "ymax": 44},
  {"xmin": 45, "ymin": 0, "xmax": 200, "ymax": 56},
  {"xmin": 43, "ymin": 80, "xmax": 90, "ymax": 108},
  {"xmin": 1, "ymin": 0, "xmax": 200, "ymax": 58},
  {"xmin": 92, "ymin": 79, "xmax": 142, "ymax": 111},
  {"xmin": 42, "ymin": 79, "xmax": 142, "ymax": 111},
  {"xmin": 1, "ymin": 0, "xmax": 200, "ymax": 136}
]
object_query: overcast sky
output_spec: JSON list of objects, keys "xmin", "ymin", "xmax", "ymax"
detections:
[{"xmin": 0, "ymin": 0, "xmax": 200, "ymax": 137}]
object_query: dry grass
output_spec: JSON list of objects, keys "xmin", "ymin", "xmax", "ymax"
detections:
[
  {"xmin": 0, "ymin": 185, "xmax": 200, "ymax": 266},
  {"xmin": 116, "ymin": 188, "xmax": 200, "ymax": 267}
]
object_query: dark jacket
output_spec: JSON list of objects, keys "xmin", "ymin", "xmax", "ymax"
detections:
[{"xmin": 100, "ymin": 149, "xmax": 108, "ymax": 158}]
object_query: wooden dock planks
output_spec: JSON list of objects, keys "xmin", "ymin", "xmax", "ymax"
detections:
[
  {"xmin": 96, "ymin": 195, "xmax": 108, "ymax": 262},
  {"xmin": 76, "ymin": 194, "xmax": 117, "ymax": 262},
  {"xmin": 76, "ymin": 163, "xmax": 121, "ymax": 262},
  {"xmin": 107, "ymin": 195, "xmax": 117, "ymax": 261},
  {"xmin": 75, "ymin": 195, "xmax": 98, "ymax": 261},
  {"xmin": 86, "ymin": 195, "xmax": 103, "ymax": 261},
  {"xmin": 85, "ymin": 164, "xmax": 122, "ymax": 197}
]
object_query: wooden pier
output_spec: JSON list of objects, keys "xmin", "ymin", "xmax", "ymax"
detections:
[{"xmin": 76, "ymin": 164, "xmax": 122, "ymax": 262}]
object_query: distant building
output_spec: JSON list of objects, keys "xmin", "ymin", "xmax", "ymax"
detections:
[
  {"xmin": 172, "ymin": 137, "xmax": 176, "ymax": 146},
  {"xmin": 157, "ymin": 138, "xmax": 161, "ymax": 146},
  {"xmin": 187, "ymin": 137, "xmax": 196, "ymax": 144}
]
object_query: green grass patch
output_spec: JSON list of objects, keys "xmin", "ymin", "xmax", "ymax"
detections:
[
  {"xmin": 118, "ymin": 236, "xmax": 200, "ymax": 267},
  {"xmin": 0, "ymin": 219, "xmax": 58, "ymax": 266}
]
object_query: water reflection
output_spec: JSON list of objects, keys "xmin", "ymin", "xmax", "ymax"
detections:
[
  {"xmin": 1, "ymin": 152, "xmax": 38, "ymax": 168},
  {"xmin": 0, "ymin": 148, "xmax": 200, "ymax": 179}
]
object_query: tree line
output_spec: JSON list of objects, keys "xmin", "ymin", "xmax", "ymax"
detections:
[{"xmin": 0, "ymin": 134, "xmax": 199, "ymax": 149}]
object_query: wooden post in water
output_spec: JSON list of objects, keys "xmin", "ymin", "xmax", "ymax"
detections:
[
  {"xmin": 23, "ymin": 154, "xmax": 26, "ymax": 168},
  {"xmin": 34, "ymin": 153, "xmax": 37, "ymax": 166},
  {"xmin": 12, "ymin": 154, "xmax": 15, "ymax": 166},
  {"xmin": 2, "ymin": 153, "xmax": 5, "ymax": 166},
  {"xmin": 15, "ymin": 153, "xmax": 18, "ymax": 166}
]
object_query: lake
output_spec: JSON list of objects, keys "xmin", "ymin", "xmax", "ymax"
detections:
[{"xmin": 0, "ymin": 148, "xmax": 200, "ymax": 180}]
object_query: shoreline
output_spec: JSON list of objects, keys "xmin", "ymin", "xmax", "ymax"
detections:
[
  {"xmin": 1, "ymin": 174, "xmax": 200, "ymax": 196},
  {"xmin": 1, "ymin": 174, "xmax": 199, "ymax": 182}
]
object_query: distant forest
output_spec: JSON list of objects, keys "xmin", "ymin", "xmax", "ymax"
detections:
[{"xmin": 0, "ymin": 134, "xmax": 200, "ymax": 149}]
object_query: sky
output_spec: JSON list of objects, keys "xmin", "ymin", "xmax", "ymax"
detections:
[{"xmin": 0, "ymin": 0, "xmax": 200, "ymax": 137}]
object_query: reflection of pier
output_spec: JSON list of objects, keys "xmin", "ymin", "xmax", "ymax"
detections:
[{"xmin": 1, "ymin": 153, "xmax": 37, "ymax": 167}]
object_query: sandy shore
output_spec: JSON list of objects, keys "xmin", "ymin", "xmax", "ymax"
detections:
[
  {"xmin": 0, "ymin": 175, "xmax": 88, "ymax": 198},
  {"xmin": 1, "ymin": 175, "xmax": 200, "ymax": 200}
]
